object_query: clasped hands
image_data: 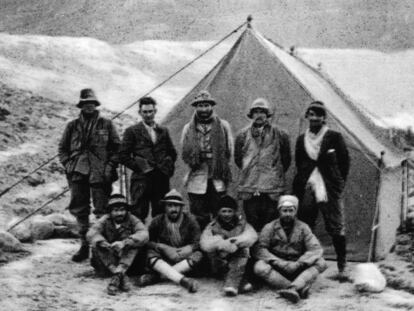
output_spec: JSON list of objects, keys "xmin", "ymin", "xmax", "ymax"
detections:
[{"xmin": 99, "ymin": 240, "xmax": 126, "ymax": 253}]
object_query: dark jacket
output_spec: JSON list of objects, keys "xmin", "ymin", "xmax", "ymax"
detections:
[
  {"xmin": 119, "ymin": 121, "xmax": 177, "ymax": 180},
  {"xmin": 148, "ymin": 213, "xmax": 201, "ymax": 250},
  {"xmin": 87, "ymin": 213, "xmax": 149, "ymax": 248},
  {"xmin": 293, "ymin": 130, "xmax": 350, "ymax": 201},
  {"xmin": 58, "ymin": 112, "xmax": 120, "ymax": 183}
]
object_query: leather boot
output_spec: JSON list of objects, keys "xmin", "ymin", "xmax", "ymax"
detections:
[
  {"xmin": 72, "ymin": 239, "xmax": 89, "ymax": 262},
  {"xmin": 332, "ymin": 235, "xmax": 348, "ymax": 281}
]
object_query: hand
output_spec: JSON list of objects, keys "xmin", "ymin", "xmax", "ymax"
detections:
[
  {"xmin": 283, "ymin": 261, "xmax": 302, "ymax": 274},
  {"xmin": 104, "ymin": 163, "xmax": 115, "ymax": 182},
  {"xmin": 177, "ymin": 245, "xmax": 193, "ymax": 260},
  {"xmin": 98, "ymin": 240, "xmax": 111, "ymax": 249},
  {"xmin": 111, "ymin": 241, "xmax": 125, "ymax": 253},
  {"xmin": 218, "ymin": 239, "xmax": 238, "ymax": 254},
  {"xmin": 161, "ymin": 245, "xmax": 180, "ymax": 262}
]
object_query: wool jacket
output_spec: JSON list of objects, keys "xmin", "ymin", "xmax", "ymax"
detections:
[
  {"xmin": 253, "ymin": 218, "xmax": 323, "ymax": 267},
  {"xmin": 148, "ymin": 213, "xmax": 201, "ymax": 250},
  {"xmin": 200, "ymin": 216, "xmax": 258, "ymax": 253},
  {"xmin": 119, "ymin": 121, "xmax": 177, "ymax": 180},
  {"xmin": 293, "ymin": 129, "xmax": 350, "ymax": 201},
  {"xmin": 234, "ymin": 124, "xmax": 291, "ymax": 195},
  {"xmin": 87, "ymin": 213, "xmax": 149, "ymax": 248},
  {"xmin": 58, "ymin": 112, "xmax": 120, "ymax": 183}
]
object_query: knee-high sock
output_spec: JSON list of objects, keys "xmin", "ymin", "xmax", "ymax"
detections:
[
  {"xmin": 255, "ymin": 261, "xmax": 291, "ymax": 289},
  {"xmin": 172, "ymin": 260, "xmax": 192, "ymax": 274},
  {"xmin": 152, "ymin": 259, "xmax": 184, "ymax": 284}
]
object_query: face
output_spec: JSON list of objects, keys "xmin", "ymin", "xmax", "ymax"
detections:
[
  {"xmin": 279, "ymin": 205, "xmax": 297, "ymax": 225},
  {"xmin": 165, "ymin": 202, "xmax": 182, "ymax": 222},
  {"xmin": 139, "ymin": 103, "xmax": 157, "ymax": 125},
  {"xmin": 81, "ymin": 102, "xmax": 97, "ymax": 115},
  {"xmin": 110, "ymin": 205, "xmax": 127, "ymax": 224},
  {"xmin": 195, "ymin": 102, "xmax": 213, "ymax": 119},
  {"xmin": 251, "ymin": 108, "xmax": 268, "ymax": 126},
  {"xmin": 307, "ymin": 109, "xmax": 326, "ymax": 132},
  {"xmin": 218, "ymin": 207, "xmax": 236, "ymax": 224}
]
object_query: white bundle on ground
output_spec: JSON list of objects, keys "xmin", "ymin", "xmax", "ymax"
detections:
[{"xmin": 352, "ymin": 263, "xmax": 386, "ymax": 293}]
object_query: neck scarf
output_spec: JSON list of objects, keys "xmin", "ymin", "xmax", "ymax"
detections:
[{"xmin": 165, "ymin": 213, "xmax": 184, "ymax": 247}]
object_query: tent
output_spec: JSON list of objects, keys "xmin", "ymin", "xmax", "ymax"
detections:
[{"xmin": 162, "ymin": 25, "xmax": 407, "ymax": 262}]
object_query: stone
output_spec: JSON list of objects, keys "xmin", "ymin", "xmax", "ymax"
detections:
[
  {"xmin": 0, "ymin": 230, "xmax": 25, "ymax": 252},
  {"xmin": 30, "ymin": 216, "xmax": 55, "ymax": 240},
  {"xmin": 8, "ymin": 221, "xmax": 33, "ymax": 243}
]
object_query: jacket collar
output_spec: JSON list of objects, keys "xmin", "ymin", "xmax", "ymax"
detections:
[
  {"xmin": 137, "ymin": 121, "xmax": 160, "ymax": 144},
  {"xmin": 273, "ymin": 218, "xmax": 301, "ymax": 242}
]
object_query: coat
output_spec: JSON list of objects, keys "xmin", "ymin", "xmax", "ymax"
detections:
[
  {"xmin": 119, "ymin": 121, "xmax": 177, "ymax": 180},
  {"xmin": 293, "ymin": 129, "xmax": 350, "ymax": 201},
  {"xmin": 87, "ymin": 213, "xmax": 149, "ymax": 248},
  {"xmin": 253, "ymin": 218, "xmax": 323, "ymax": 267},
  {"xmin": 234, "ymin": 124, "xmax": 291, "ymax": 195},
  {"xmin": 58, "ymin": 112, "xmax": 120, "ymax": 183}
]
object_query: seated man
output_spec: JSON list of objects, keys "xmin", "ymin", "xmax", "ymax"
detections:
[
  {"xmin": 253, "ymin": 195, "xmax": 327, "ymax": 303},
  {"xmin": 87, "ymin": 194, "xmax": 149, "ymax": 295},
  {"xmin": 138, "ymin": 189, "xmax": 202, "ymax": 293},
  {"xmin": 200, "ymin": 195, "xmax": 258, "ymax": 296}
]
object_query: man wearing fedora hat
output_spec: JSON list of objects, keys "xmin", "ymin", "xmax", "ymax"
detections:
[
  {"xmin": 234, "ymin": 98, "xmax": 291, "ymax": 232},
  {"xmin": 87, "ymin": 194, "xmax": 149, "ymax": 295},
  {"xmin": 200, "ymin": 195, "xmax": 258, "ymax": 296},
  {"xmin": 138, "ymin": 189, "xmax": 202, "ymax": 293},
  {"xmin": 119, "ymin": 96, "xmax": 177, "ymax": 221},
  {"xmin": 58, "ymin": 88, "xmax": 121, "ymax": 262},
  {"xmin": 292, "ymin": 100, "xmax": 350, "ymax": 280},
  {"xmin": 181, "ymin": 90, "xmax": 233, "ymax": 229},
  {"xmin": 253, "ymin": 195, "xmax": 327, "ymax": 303}
]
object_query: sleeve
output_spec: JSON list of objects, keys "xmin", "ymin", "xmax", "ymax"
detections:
[
  {"xmin": 297, "ymin": 224, "xmax": 324, "ymax": 266},
  {"xmin": 86, "ymin": 217, "xmax": 108, "ymax": 247},
  {"xmin": 279, "ymin": 130, "xmax": 291, "ymax": 172},
  {"xmin": 125, "ymin": 216, "xmax": 149, "ymax": 248},
  {"xmin": 180, "ymin": 123, "xmax": 191, "ymax": 166},
  {"xmin": 253, "ymin": 223, "xmax": 287, "ymax": 266},
  {"xmin": 234, "ymin": 223, "xmax": 258, "ymax": 248},
  {"xmin": 58, "ymin": 123, "xmax": 72, "ymax": 167},
  {"xmin": 165, "ymin": 128, "xmax": 177, "ymax": 162},
  {"xmin": 234, "ymin": 131, "xmax": 245, "ymax": 169},
  {"xmin": 223, "ymin": 120, "xmax": 234, "ymax": 159},
  {"xmin": 186, "ymin": 216, "xmax": 202, "ymax": 250},
  {"xmin": 335, "ymin": 132, "xmax": 350, "ymax": 182},
  {"xmin": 107, "ymin": 120, "xmax": 121, "ymax": 165},
  {"xmin": 200, "ymin": 223, "xmax": 224, "ymax": 253},
  {"xmin": 146, "ymin": 217, "xmax": 161, "ymax": 250},
  {"xmin": 119, "ymin": 127, "xmax": 151, "ymax": 173}
]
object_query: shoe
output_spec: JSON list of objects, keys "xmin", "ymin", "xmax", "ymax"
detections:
[
  {"xmin": 299, "ymin": 285, "xmax": 310, "ymax": 299},
  {"xmin": 279, "ymin": 288, "xmax": 300, "ymax": 303},
  {"xmin": 179, "ymin": 277, "xmax": 198, "ymax": 293},
  {"xmin": 137, "ymin": 273, "xmax": 159, "ymax": 287},
  {"xmin": 239, "ymin": 280, "xmax": 253, "ymax": 294},
  {"xmin": 120, "ymin": 274, "xmax": 132, "ymax": 292},
  {"xmin": 223, "ymin": 286, "xmax": 238, "ymax": 297},
  {"xmin": 337, "ymin": 267, "xmax": 350, "ymax": 282},
  {"xmin": 72, "ymin": 243, "xmax": 89, "ymax": 262},
  {"xmin": 107, "ymin": 274, "xmax": 121, "ymax": 295}
]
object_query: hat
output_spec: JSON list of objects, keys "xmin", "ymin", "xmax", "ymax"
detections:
[
  {"xmin": 218, "ymin": 195, "xmax": 238, "ymax": 211},
  {"xmin": 191, "ymin": 90, "xmax": 216, "ymax": 107},
  {"xmin": 161, "ymin": 189, "xmax": 185, "ymax": 206},
  {"xmin": 107, "ymin": 194, "xmax": 129, "ymax": 210},
  {"xmin": 305, "ymin": 101, "xmax": 326, "ymax": 117},
  {"xmin": 247, "ymin": 98, "xmax": 273, "ymax": 118},
  {"xmin": 77, "ymin": 88, "xmax": 100, "ymax": 108},
  {"xmin": 277, "ymin": 195, "xmax": 299, "ymax": 210}
]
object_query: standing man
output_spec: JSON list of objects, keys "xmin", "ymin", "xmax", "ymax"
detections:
[
  {"xmin": 234, "ymin": 98, "xmax": 291, "ymax": 232},
  {"xmin": 253, "ymin": 195, "xmax": 327, "ymax": 303},
  {"xmin": 200, "ymin": 195, "xmax": 258, "ymax": 296},
  {"xmin": 119, "ymin": 97, "xmax": 177, "ymax": 222},
  {"xmin": 181, "ymin": 90, "xmax": 233, "ymax": 229},
  {"xmin": 293, "ymin": 101, "xmax": 350, "ymax": 279},
  {"xmin": 138, "ymin": 189, "xmax": 202, "ymax": 293},
  {"xmin": 58, "ymin": 88, "xmax": 120, "ymax": 262},
  {"xmin": 87, "ymin": 194, "xmax": 149, "ymax": 295}
]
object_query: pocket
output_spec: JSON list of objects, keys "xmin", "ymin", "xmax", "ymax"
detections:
[{"xmin": 96, "ymin": 129, "xmax": 109, "ymax": 145}]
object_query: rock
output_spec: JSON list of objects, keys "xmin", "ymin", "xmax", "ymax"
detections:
[
  {"xmin": 26, "ymin": 174, "xmax": 45, "ymax": 187},
  {"xmin": 396, "ymin": 234, "xmax": 412, "ymax": 245},
  {"xmin": 0, "ymin": 230, "xmax": 25, "ymax": 252},
  {"xmin": 30, "ymin": 216, "xmax": 55, "ymax": 240},
  {"xmin": 8, "ymin": 221, "xmax": 33, "ymax": 243},
  {"xmin": 45, "ymin": 213, "xmax": 67, "ymax": 226},
  {"xmin": 353, "ymin": 263, "xmax": 386, "ymax": 293},
  {"xmin": 53, "ymin": 225, "xmax": 79, "ymax": 239}
]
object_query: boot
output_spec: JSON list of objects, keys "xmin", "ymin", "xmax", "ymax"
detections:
[
  {"xmin": 107, "ymin": 274, "xmax": 121, "ymax": 295},
  {"xmin": 179, "ymin": 277, "xmax": 198, "ymax": 293},
  {"xmin": 137, "ymin": 273, "xmax": 160, "ymax": 287},
  {"xmin": 332, "ymin": 235, "xmax": 348, "ymax": 281},
  {"xmin": 279, "ymin": 287, "xmax": 300, "ymax": 304},
  {"xmin": 72, "ymin": 240, "xmax": 89, "ymax": 262},
  {"xmin": 120, "ymin": 274, "xmax": 132, "ymax": 292},
  {"xmin": 223, "ymin": 256, "xmax": 248, "ymax": 296},
  {"xmin": 72, "ymin": 216, "xmax": 90, "ymax": 262}
]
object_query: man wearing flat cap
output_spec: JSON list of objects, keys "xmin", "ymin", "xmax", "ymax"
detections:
[
  {"xmin": 87, "ymin": 194, "xmax": 149, "ymax": 295},
  {"xmin": 138, "ymin": 189, "xmax": 202, "ymax": 293},
  {"xmin": 181, "ymin": 90, "xmax": 233, "ymax": 229},
  {"xmin": 58, "ymin": 88, "xmax": 121, "ymax": 262},
  {"xmin": 293, "ymin": 101, "xmax": 350, "ymax": 279},
  {"xmin": 119, "ymin": 96, "xmax": 177, "ymax": 222},
  {"xmin": 253, "ymin": 195, "xmax": 327, "ymax": 303},
  {"xmin": 234, "ymin": 98, "xmax": 291, "ymax": 232},
  {"xmin": 200, "ymin": 195, "xmax": 258, "ymax": 296}
]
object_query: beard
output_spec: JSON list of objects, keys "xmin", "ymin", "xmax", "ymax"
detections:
[
  {"xmin": 280, "ymin": 216, "xmax": 295, "ymax": 226},
  {"xmin": 196, "ymin": 110, "xmax": 213, "ymax": 120}
]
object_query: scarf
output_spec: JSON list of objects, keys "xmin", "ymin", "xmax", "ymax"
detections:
[
  {"xmin": 304, "ymin": 125, "xmax": 329, "ymax": 202},
  {"xmin": 182, "ymin": 113, "xmax": 231, "ymax": 183},
  {"xmin": 79, "ymin": 110, "xmax": 99, "ymax": 149},
  {"xmin": 165, "ymin": 213, "xmax": 184, "ymax": 247}
]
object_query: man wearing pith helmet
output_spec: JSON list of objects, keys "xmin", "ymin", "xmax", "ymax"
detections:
[
  {"xmin": 181, "ymin": 90, "xmax": 233, "ymax": 229},
  {"xmin": 58, "ymin": 88, "xmax": 121, "ymax": 262},
  {"xmin": 138, "ymin": 189, "xmax": 202, "ymax": 293},
  {"xmin": 293, "ymin": 100, "xmax": 350, "ymax": 280},
  {"xmin": 253, "ymin": 195, "xmax": 327, "ymax": 303},
  {"xmin": 234, "ymin": 98, "xmax": 291, "ymax": 231},
  {"xmin": 87, "ymin": 194, "xmax": 149, "ymax": 295}
]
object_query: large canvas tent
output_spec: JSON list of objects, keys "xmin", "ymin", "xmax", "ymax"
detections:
[{"xmin": 162, "ymin": 26, "xmax": 407, "ymax": 262}]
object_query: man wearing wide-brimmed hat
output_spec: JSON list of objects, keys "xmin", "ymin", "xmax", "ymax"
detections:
[
  {"xmin": 87, "ymin": 194, "xmax": 149, "ymax": 295},
  {"xmin": 181, "ymin": 90, "xmax": 233, "ymax": 229},
  {"xmin": 58, "ymin": 88, "xmax": 121, "ymax": 262},
  {"xmin": 234, "ymin": 98, "xmax": 291, "ymax": 232},
  {"xmin": 138, "ymin": 189, "xmax": 202, "ymax": 293},
  {"xmin": 253, "ymin": 195, "xmax": 327, "ymax": 303},
  {"xmin": 292, "ymin": 101, "xmax": 350, "ymax": 280}
]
